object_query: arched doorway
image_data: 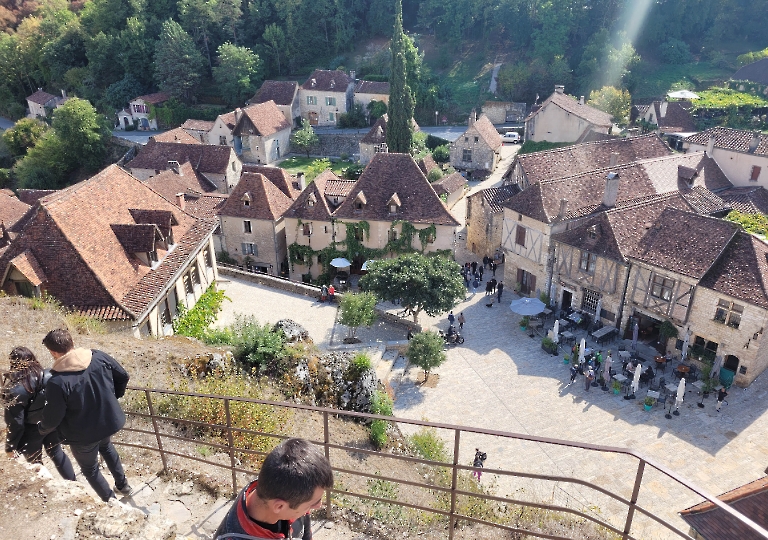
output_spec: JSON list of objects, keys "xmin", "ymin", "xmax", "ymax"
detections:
[{"xmin": 721, "ymin": 354, "xmax": 740, "ymax": 387}]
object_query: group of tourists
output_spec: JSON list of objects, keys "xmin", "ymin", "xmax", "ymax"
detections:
[{"xmin": 461, "ymin": 256, "xmax": 504, "ymax": 302}]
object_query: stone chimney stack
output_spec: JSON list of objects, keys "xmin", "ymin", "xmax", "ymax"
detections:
[
  {"xmin": 660, "ymin": 101, "xmax": 668, "ymax": 118},
  {"xmin": 168, "ymin": 160, "xmax": 181, "ymax": 175},
  {"xmin": 579, "ymin": 96, "xmax": 585, "ymax": 105},
  {"xmin": 175, "ymin": 193, "xmax": 185, "ymax": 211},
  {"xmin": 609, "ymin": 152, "xmax": 619, "ymax": 167},
  {"xmin": 61, "ymin": 89, "xmax": 67, "ymax": 99},
  {"xmin": 749, "ymin": 132, "xmax": 761, "ymax": 153},
  {"xmin": 602, "ymin": 172, "xmax": 620, "ymax": 208},
  {"xmin": 297, "ymin": 172, "xmax": 306, "ymax": 191},
  {"xmin": 706, "ymin": 134, "xmax": 715, "ymax": 156},
  {"xmin": 554, "ymin": 85, "xmax": 565, "ymax": 94},
  {"xmin": 557, "ymin": 198, "xmax": 569, "ymax": 219},
  {"xmin": 234, "ymin": 108, "xmax": 242, "ymax": 126},
  {"xmin": 468, "ymin": 109, "xmax": 477, "ymax": 127},
  {"xmin": 349, "ymin": 70, "xmax": 356, "ymax": 80}
]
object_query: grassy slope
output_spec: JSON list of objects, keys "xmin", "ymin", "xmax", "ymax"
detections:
[{"xmin": 277, "ymin": 156, "xmax": 352, "ymax": 175}]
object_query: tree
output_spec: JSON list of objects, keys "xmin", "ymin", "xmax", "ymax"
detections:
[
  {"xmin": 262, "ymin": 23, "xmax": 285, "ymax": 75},
  {"xmin": 52, "ymin": 97, "xmax": 110, "ymax": 171},
  {"xmin": 214, "ymin": 42, "xmax": 262, "ymax": 108},
  {"xmin": 12, "ymin": 130, "xmax": 67, "ymax": 189},
  {"xmin": 427, "ymin": 167, "xmax": 443, "ymax": 183},
  {"xmin": 305, "ymin": 158, "xmax": 330, "ymax": 182},
  {"xmin": 587, "ymin": 86, "xmax": 631, "ymax": 125},
  {"xmin": 359, "ymin": 253, "xmax": 464, "ymax": 323},
  {"xmin": 386, "ymin": 0, "xmax": 414, "ymax": 154},
  {"xmin": 367, "ymin": 99, "xmax": 387, "ymax": 121},
  {"xmin": 406, "ymin": 330, "xmax": 446, "ymax": 382},
  {"xmin": 2, "ymin": 118, "xmax": 49, "ymax": 157},
  {"xmin": 432, "ymin": 145, "xmax": 449, "ymax": 163},
  {"xmin": 154, "ymin": 19, "xmax": 206, "ymax": 102},
  {"xmin": 339, "ymin": 292, "xmax": 377, "ymax": 339},
  {"xmin": 290, "ymin": 119, "xmax": 318, "ymax": 158}
]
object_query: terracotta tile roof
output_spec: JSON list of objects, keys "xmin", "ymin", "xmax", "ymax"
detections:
[
  {"xmin": 16, "ymin": 190, "xmax": 56, "ymax": 206},
  {"xmin": 575, "ymin": 129, "xmax": 617, "ymax": 143},
  {"xmin": 241, "ymin": 165, "xmax": 300, "ymax": 199},
  {"xmin": 478, "ymin": 184, "xmax": 521, "ymax": 214},
  {"xmin": 686, "ymin": 127, "xmax": 768, "ymax": 156},
  {"xmin": 680, "ymin": 475, "xmax": 768, "ymax": 540},
  {"xmin": 26, "ymin": 90, "xmax": 57, "ymax": 105},
  {"xmin": 701, "ymin": 233, "xmax": 768, "ymax": 310},
  {"xmin": 301, "ymin": 69, "xmax": 352, "ymax": 92},
  {"xmin": 126, "ymin": 140, "xmax": 235, "ymax": 175},
  {"xmin": 354, "ymin": 80, "xmax": 390, "ymax": 95},
  {"xmin": 628, "ymin": 207, "xmax": 738, "ymax": 279},
  {"xmin": 110, "ymin": 223, "xmax": 162, "ymax": 252},
  {"xmin": 134, "ymin": 92, "xmax": 170, "ymax": 104},
  {"xmin": 219, "ymin": 172, "xmax": 293, "ymax": 221},
  {"xmin": 283, "ymin": 170, "xmax": 338, "ymax": 221},
  {"xmin": 0, "ymin": 192, "xmax": 31, "ymax": 229},
  {"xmin": 471, "ymin": 114, "xmax": 503, "ymax": 150},
  {"xmin": 8, "ymin": 250, "xmax": 47, "ymax": 286},
  {"xmin": 680, "ymin": 186, "xmax": 731, "ymax": 215},
  {"xmin": 506, "ymin": 152, "xmax": 731, "ymax": 223},
  {"xmin": 183, "ymin": 193, "xmax": 227, "ymax": 222},
  {"xmin": 333, "ymin": 153, "xmax": 459, "ymax": 226},
  {"xmin": 0, "ymin": 164, "xmax": 210, "ymax": 318},
  {"xmin": 251, "ymin": 80, "xmax": 299, "ymax": 106},
  {"xmin": 144, "ymin": 161, "xmax": 218, "ymax": 200},
  {"xmin": 151, "ymin": 127, "xmax": 201, "ymax": 144},
  {"xmin": 74, "ymin": 305, "xmax": 132, "ymax": 321},
  {"xmin": 361, "ymin": 115, "xmax": 387, "ymax": 144},
  {"xmin": 651, "ymin": 101, "xmax": 696, "ymax": 132},
  {"xmin": 732, "ymin": 58, "xmax": 768, "ymax": 85},
  {"xmin": 218, "ymin": 110, "xmax": 237, "ymax": 129},
  {"xmin": 418, "ymin": 155, "xmax": 439, "ymax": 176},
  {"xmin": 233, "ymin": 101, "xmax": 291, "ymax": 137},
  {"xmin": 180, "ymin": 119, "xmax": 215, "ymax": 131},
  {"xmin": 324, "ymin": 179, "xmax": 356, "ymax": 197},
  {"xmin": 432, "ymin": 172, "xmax": 465, "ymax": 196},
  {"xmin": 718, "ymin": 186, "xmax": 768, "ymax": 214},
  {"xmin": 514, "ymin": 134, "xmax": 672, "ymax": 184},
  {"xmin": 528, "ymin": 91, "xmax": 613, "ymax": 127}
]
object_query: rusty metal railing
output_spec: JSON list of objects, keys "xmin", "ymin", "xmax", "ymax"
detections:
[{"xmin": 117, "ymin": 386, "xmax": 768, "ymax": 540}]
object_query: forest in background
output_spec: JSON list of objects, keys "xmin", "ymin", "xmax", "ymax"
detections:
[{"xmin": 1, "ymin": 0, "xmax": 768, "ymax": 127}]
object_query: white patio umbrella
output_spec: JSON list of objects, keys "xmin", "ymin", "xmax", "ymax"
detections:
[
  {"xmin": 549, "ymin": 282, "xmax": 557, "ymax": 306},
  {"xmin": 594, "ymin": 298, "xmax": 603, "ymax": 325},
  {"xmin": 330, "ymin": 257, "xmax": 352, "ymax": 268},
  {"xmin": 711, "ymin": 355, "xmax": 723, "ymax": 381},
  {"xmin": 667, "ymin": 90, "xmax": 699, "ymax": 100},
  {"xmin": 509, "ymin": 297, "xmax": 546, "ymax": 316},
  {"xmin": 578, "ymin": 338, "xmax": 586, "ymax": 365},
  {"xmin": 631, "ymin": 320, "xmax": 639, "ymax": 350},
  {"xmin": 681, "ymin": 329, "xmax": 691, "ymax": 360},
  {"xmin": 603, "ymin": 355, "xmax": 612, "ymax": 385},
  {"xmin": 675, "ymin": 377, "xmax": 686, "ymax": 410},
  {"xmin": 552, "ymin": 319, "xmax": 560, "ymax": 344},
  {"xmin": 631, "ymin": 364, "xmax": 642, "ymax": 395},
  {"xmin": 361, "ymin": 260, "xmax": 373, "ymax": 271}
]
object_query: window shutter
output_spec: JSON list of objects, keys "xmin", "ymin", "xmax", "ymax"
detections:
[
  {"xmin": 751, "ymin": 166, "xmax": 761, "ymax": 181},
  {"xmin": 241, "ymin": 242, "xmax": 247, "ymax": 254},
  {"xmin": 529, "ymin": 274, "xmax": 537, "ymax": 295},
  {"xmin": 516, "ymin": 268, "xmax": 524, "ymax": 284}
]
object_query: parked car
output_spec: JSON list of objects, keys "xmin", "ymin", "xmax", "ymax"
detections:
[{"xmin": 502, "ymin": 131, "xmax": 520, "ymax": 144}]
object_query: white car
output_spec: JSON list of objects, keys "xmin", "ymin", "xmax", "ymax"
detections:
[{"xmin": 502, "ymin": 132, "xmax": 520, "ymax": 144}]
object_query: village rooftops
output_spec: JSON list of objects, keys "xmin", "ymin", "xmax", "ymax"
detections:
[
  {"xmin": 26, "ymin": 90, "xmax": 58, "ymax": 105},
  {"xmin": 468, "ymin": 114, "xmax": 503, "ymax": 150},
  {"xmin": 732, "ymin": 57, "xmax": 768, "ymax": 85},
  {"xmin": 250, "ymin": 80, "xmax": 299, "ymax": 106},
  {"xmin": 134, "ymin": 92, "xmax": 170, "ymax": 104},
  {"xmin": 527, "ymin": 91, "xmax": 613, "ymax": 127},
  {"xmin": 361, "ymin": 114, "xmax": 420, "ymax": 145},
  {"xmin": 180, "ymin": 119, "xmax": 215, "ymax": 131},
  {"xmin": 241, "ymin": 165, "xmax": 300, "ymax": 200},
  {"xmin": 151, "ymin": 127, "xmax": 202, "ymax": 144},
  {"xmin": 0, "ymin": 191, "xmax": 31, "ymax": 229},
  {"xmin": 302, "ymin": 69, "xmax": 352, "ymax": 92},
  {"xmin": 324, "ymin": 179, "xmax": 356, "ymax": 198},
  {"xmin": 474, "ymin": 184, "xmax": 521, "ymax": 214},
  {"xmin": 718, "ymin": 186, "xmax": 768, "ymax": 214},
  {"xmin": 686, "ymin": 127, "xmax": 768, "ymax": 156},
  {"xmin": 219, "ymin": 172, "xmax": 293, "ymax": 221},
  {"xmin": 232, "ymin": 100, "xmax": 291, "ymax": 138},
  {"xmin": 127, "ymin": 140, "xmax": 234, "ymax": 175},
  {"xmin": 144, "ymin": 161, "xmax": 219, "ymax": 200},
  {"xmin": 354, "ymin": 80, "xmax": 390, "ymax": 95},
  {"xmin": 283, "ymin": 170, "xmax": 339, "ymax": 222},
  {"xmin": 649, "ymin": 101, "xmax": 696, "ymax": 132},
  {"xmin": 432, "ymin": 172, "xmax": 466, "ymax": 197},
  {"xmin": 700, "ymin": 231, "xmax": 768, "ymax": 310}
]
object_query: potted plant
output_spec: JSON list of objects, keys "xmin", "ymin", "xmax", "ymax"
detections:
[
  {"xmin": 643, "ymin": 396, "xmax": 654, "ymax": 411},
  {"xmin": 700, "ymin": 363, "xmax": 713, "ymax": 396},
  {"xmin": 541, "ymin": 336, "xmax": 558, "ymax": 355},
  {"xmin": 612, "ymin": 380, "xmax": 621, "ymax": 394},
  {"xmin": 658, "ymin": 320, "xmax": 679, "ymax": 350},
  {"xmin": 520, "ymin": 316, "xmax": 530, "ymax": 330}
]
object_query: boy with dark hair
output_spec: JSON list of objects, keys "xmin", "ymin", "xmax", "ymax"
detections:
[{"xmin": 215, "ymin": 438, "xmax": 334, "ymax": 540}]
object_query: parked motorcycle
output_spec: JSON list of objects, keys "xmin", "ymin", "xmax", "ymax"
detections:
[{"xmin": 439, "ymin": 326, "xmax": 465, "ymax": 345}]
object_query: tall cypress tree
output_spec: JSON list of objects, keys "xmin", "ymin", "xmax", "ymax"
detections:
[{"xmin": 386, "ymin": 0, "xmax": 414, "ymax": 154}]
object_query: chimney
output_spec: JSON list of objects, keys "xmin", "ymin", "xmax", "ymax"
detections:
[
  {"xmin": 468, "ymin": 109, "xmax": 477, "ymax": 127},
  {"xmin": 349, "ymin": 70, "xmax": 356, "ymax": 80},
  {"xmin": 234, "ymin": 108, "xmax": 242, "ymax": 126},
  {"xmin": 61, "ymin": 89, "xmax": 67, "ymax": 99},
  {"xmin": 749, "ymin": 132, "xmax": 761, "ymax": 153},
  {"xmin": 579, "ymin": 96, "xmax": 585, "ymax": 105},
  {"xmin": 168, "ymin": 160, "xmax": 181, "ymax": 174},
  {"xmin": 554, "ymin": 85, "xmax": 565, "ymax": 94},
  {"xmin": 660, "ymin": 101, "xmax": 668, "ymax": 118},
  {"xmin": 609, "ymin": 152, "xmax": 619, "ymax": 167},
  {"xmin": 602, "ymin": 172, "xmax": 620, "ymax": 208},
  {"xmin": 175, "ymin": 193, "xmax": 186, "ymax": 211},
  {"xmin": 706, "ymin": 134, "xmax": 715, "ymax": 156},
  {"xmin": 558, "ymin": 198, "xmax": 569, "ymax": 219},
  {"xmin": 297, "ymin": 172, "xmax": 306, "ymax": 191}
]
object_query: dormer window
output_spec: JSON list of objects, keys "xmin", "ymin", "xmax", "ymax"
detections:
[
  {"xmin": 354, "ymin": 191, "xmax": 367, "ymax": 211},
  {"xmin": 242, "ymin": 192, "xmax": 252, "ymax": 207},
  {"xmin": 307, "ymin": 192, "xmax": 317, "ymax": 208},
  {"xmin": 387, "ymin": 193, "xmax": 401, "ymax": 214},
  {"xmin": 587, "ymin": 225, "xmax": 597, "ymax": 240}
]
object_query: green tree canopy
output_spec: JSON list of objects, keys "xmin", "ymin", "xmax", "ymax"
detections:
[
  {"xmin": 587, "ymin": 86, "xmax": 631, "ymax": 125},
  {"xmin": 213, "ymin": 42, "xmax": 262, "ymax": 108},
  {"xmin": 406, "ymin": 330, "xmax": 446, "ymax": 381},
  {"xmin": 386, "ymin": 0, "xmax": 414, "ymax": 154},
  {"xmin": 12, "ymin": 131, "xmax": 68, "ymax": 189},
  {"xmin": 52, "ymin": 97, "xmax": 110, "ymax": 171},
  {"xmin": 154, "ymin": 19, "xmax": 206, "ymax": 103},
  {"xmin": 339, "ymin": 292, "xmax": 377, "ymax": 339},
  {"xmin": 359, "ymin": 253, "xmax": 464, "ymax": 323},
  {"xmin": 2, "ymin": 118, "xmax": 49, "ymax": 157},
  {"xmin": 290, "ymin": 119, "xmax": 319, "ymax": 158}
]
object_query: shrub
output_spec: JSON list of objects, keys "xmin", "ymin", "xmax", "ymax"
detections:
[
  {"xmin": 431, "ymin": 145, "xmax": 449, "ymax": 163},
  {"xmin": 427, "ymin": 167, "xmax": 443, "ymax": 183},
  {"xmin": 227, "ymin": 315, "xmax": 286, "ymax": 371},
  {"xmin": 347, "ymin": 352, "xmax": 373, "ymax": 381},
  {"xmin": 425, "ymin": 134, "xmax": 449, "ymax": 150},
  {"xmin": 216, "ymin": 250, "xmax": 238, "ymax": 265},
  {"xmin": 65, "ymin": 313, "xmax": 107, "ymax": 335},
  {"xmin": 342, "ymin": 163, "xmax": 365, "ymax": 180},
  {"xmin": 370, "ymin": 389, "xmax": 393, "ymax": 449},
  {"xmin": 660, "ymin": 38, "xmax": 692, "ymax": 64},
  {"xmin": 172, "ymin": 285, "xmax": 229, "ymax": 340},
  {"xmin": 408, "ymin": 427, "xmax": 449, "ymax": 463}
]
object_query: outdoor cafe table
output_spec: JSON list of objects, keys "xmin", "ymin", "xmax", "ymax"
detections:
[
  {"xmin": 613, "ymin": 373, "xmax": 627, "ymax": 383},
  {"xmin": 568, "ymin": 312, "xmax": 583, "ymax": 325},
  {"xmin": 654, "ymin": 356, "xmax": 668, "ymax": 372},
  {"xmin": 560, "ymin": 331, "xmax": 575, "ymax": 344},
  {"xmin": 592, "ymin": 326, "xmax": 617, "ymax": 344},
  {"xmin": 558, "ymin": 318, "xmax": 571, "ymax": 330},
  {"xmin": 666, "ymin": 382, "xmax": 679, "ymax": 394},
  {"xmin": 676, "ymin": 365, "xmax": 691, "ymax": 379},
  {"xmin": 618, "ymin": 350, "xmax": 631, "ymax": 360}
]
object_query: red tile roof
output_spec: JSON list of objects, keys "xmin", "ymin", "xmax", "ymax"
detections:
[
  {"xmin": 151, "ymin": 127, "xmax": 202, "ymax": 144},
  {"xmin": 16, "ymin": 190, "xmax": 56, "ymax": 206},
  {"xmin": 333, "ymin": 153, "xmax": 459, "ymax": 226},
  {"xmin": 301, "ymin": 70, "xmax": 352, "ymax": 92},
  {"xmin": 361, "ymin": 115, "xmax": 387, "ymax": 144},
  {"xmin": 241, "ymin": 165, "xmax": 300, "ymax": 199},
  {"xmin": 26, "ymin": 90, "xmax": 57, "ymax": 105},
  {"xmin": 233, "ymin": 101, "xmax": 291, "ymax": 138},
  {"xmin": 134, "ymin": 92, "xmax": 170, "ymax": 104},
  {"xmin": 183, "ymin": 193, "xmax": 228, "ymax": 222},
  {"xmin": 284, "ymin": 170, "xmax": 338, "ymax": 221},
  {"xmin": 180, "ymin": 119, "xmax": 215, "ymax": 131},
  {"xmin": 473, "ymin": 184, "xmax": 521, "ymax": 214},
  {"xmin": 718, "ymin": 186, "xmax": 768, "ymax": 214},
  {"xmin": 8, "ymin": 250, "xmax": 47, "ymax": 286},
  {"xmin": 528, "ymin": 91, "xmax": 612, "ymax": 127},
  {"xmin": 651, "ymin": 101, "xmax": 696, "ymax": 132},
  {"xmin": 0, "ymin": 192, "xmax": 31, "ymax": 229},
  {"xmin": 354, "ymin": 80, "xmax": 390, "ymax": 95},
  {"xmin": 432, "ymin": 172, "xmax": 465, "ymax": 196},
  {"xmin": 219, "ymin": 172, "xmax": 293, "ymax": 221},
  {"xmin": 732, "ymin": 58, "xmax": 768, "ymax": 85},
  {"xmin": 251, "ymin": 80, "xmax": 299, "ymax": 106},
  {"xmin": 144, "ymin": 161, "xmax": 218, "ymax": 200},
  {"xmin": 418, "ymin": 155, "xmax": 439, "ymax": 176},
  {"xmin": 126, "ymin": 140, "xmax": 235, "ymax": 175},
  {"xmin": 701, "ymin": 233, "xmax": 768, "ymax": 310},
  {"xmin": 470, "ymin": 114, "xmax": 503, "ymax": 150},
  {"xmin": 686, "ymin": 127, "xmax": 768, "ymax": 156},
  {"xmin": 324, "ymin": 179, "xmax": 356, "ymax": 197}
]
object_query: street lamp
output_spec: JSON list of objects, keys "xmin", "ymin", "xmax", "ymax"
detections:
[{"xmin": 435, "ymin": 111, "xmax": 438, "ymax": 126}]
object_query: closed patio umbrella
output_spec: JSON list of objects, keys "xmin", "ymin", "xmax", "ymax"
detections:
[
  {"xmin": 711, "ymin": 354, "xmax": 723, "ymax": 381},
  {"xmin": 681, "ymin": 329, "xmax": 691, "ymax": 360},
  {"xmin": 603, "ymin": 355, "xmax": 612, "ymax": 386},
  {"xmin": 631, "ymin": 320, "xmax": 639, "ymax": 350},
  {"xmin": 552, "ymin": 319, "xmax": 560, "ymax": 344},
  {"xmin": 509, "ymin": 297, "xmax": 546, "ymax": 316},
  {"xmin": 593, "ymin": 299, "xmax": 602, "ymax": 330},
  {"xmin": 578, "ymin": 338, "xmax": 586, "ymax": 365},
  {"xmin": 675, "ymin": 377, "xmax": 686, "ymax": 414},
  {"xmin": 330, "ymin": 257, "xmax": 352, "ymax": 268},
  {"xmin": 631, "ymin": 364, "xmax": 642, "ymax": 396}
]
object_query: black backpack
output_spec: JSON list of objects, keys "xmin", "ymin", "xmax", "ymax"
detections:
[{"xmin": 26, "ymin": 370, "xmax": 52, "ymax": 425}]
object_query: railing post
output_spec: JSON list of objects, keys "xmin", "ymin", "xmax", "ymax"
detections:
[
  {"xmin": 623, "ymin": 458, "xmax": 645, "ymax": 540},
  {"xmin": 448, "ymin": 429, "xmax": 461, "ymax": 540},
  {"xmin": 323, "ymin": 411, "xmax": 333, "ymax": 519},
  {"xmin": 223, "ymin": 398, "xmax": 238, "ymax": 496},
  {"xmin": 144, "ymin": 389, "xmax": 168, "ymax": 472}
]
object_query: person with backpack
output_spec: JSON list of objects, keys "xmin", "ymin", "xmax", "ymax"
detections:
[
  {"xmin": 472, "ymin": 448, "xmax": 487, "ymax": 481},
  {"xmin": 716, "ymin": 387, "xmax": 728, "ymax": 411},
  {"xmin": 2, "ymin": 347, "xmax": 76, "ymax": 481}
]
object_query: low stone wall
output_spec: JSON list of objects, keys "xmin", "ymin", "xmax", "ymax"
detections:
[
  {"xmin": 218, "ymin": 267, "xmax": 322, "ymax": 298},
  {"xmin": 308, "ymin": 133, "xmax": 365, "ymax": 158}
]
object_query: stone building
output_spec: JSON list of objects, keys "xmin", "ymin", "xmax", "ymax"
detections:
[
  {"xmin": 232, "ymin": 101, "xmax": 292, "ymax": 165},
  {"xmin": 685, "ymin": 128, "xmax": 768, "ymax": 188},
  {"xmin": 299, "ymin": 69, "xmax": 354, "ymax": 127},
  {"xmin": 630, "ymin": 101, "xmax": 696, "ymax": 133},
  {"xmin": 180, "ymin": 119, "xmax": 215, "ymax": 144},
  {"xmin": 465, "ymin": 185, "xmax": 519, "ymax": 257},
  {"xmin": 25, "ymin": 89, "xmax": 64, "ymax": 119},
  {"xmin": 431, "ymin": 172, "xmax": 466, "ymax": 209},
  {"xmin": 353, "ymin": 80, "xmax": 390, "ymax": 119},
  {"xmin": 449, "ymin": 111, "xmax": 502, "ymax": 175},
  {"xmin": 524, "ymin": 86, "xmax": 612, "ymax": 143},
  {"xmin": 481, "ymin": 101, "xmax": 526, "ymax": 123},
  {"xmin": 249, "ymin": 80, "xmax": 300, "ymax": 127},
  {"xmin": 117, "ymin": 92, "xmax": 170, "ymax": 130}
]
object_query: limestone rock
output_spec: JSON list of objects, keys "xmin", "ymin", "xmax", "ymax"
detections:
[
  {"xmin": 273, "ymin": 319, "xmax": 310, "ymax": 342},
  {"xmin": 76, "ymin": 502, "xmax": 176, "ymax": 540}
]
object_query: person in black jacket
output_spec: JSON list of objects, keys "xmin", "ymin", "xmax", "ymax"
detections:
[
  {"xmin": 38, "ymin": 329, "xmax": 132, "ymax": 501},
  {"xmin": 3, "ymin": 347, "xmax": 76, "ymax": 481}
]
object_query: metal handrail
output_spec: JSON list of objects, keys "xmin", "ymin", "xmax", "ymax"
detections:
[{"xmin": 117, "ymin": 385, "xmax": 768, "ymax": 540}]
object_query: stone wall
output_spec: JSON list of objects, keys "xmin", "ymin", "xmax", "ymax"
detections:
[{"xmin": 306, "ymin": 133, "xmax": 365, "ymax": 158}]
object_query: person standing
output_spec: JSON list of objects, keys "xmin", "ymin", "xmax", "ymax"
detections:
[
  {"xmin": 448, "ymin": 311, "xmax": 455, "ymax": 326},
  {"xmin": 491, "ymin": 261, "xmax": 497, "ymax": 277},
  {"xmin": 457, "ymin": 312, "xmax": 466, "ymax": 330},
  {"xmin": 489, "ymin": 278, "xmax": 497, "ymax": 294},
  {"xmin": 585, "ymin": 368, "xmax": 594, "ymax": 391},
  {"xmin": 716, "ymin": 387, "xmax": 728, "ymax": 411},
  {"xmin": 3, "ymin": 347, "xmax": 76, "ymax": 482},
  {"xmin": 471, "ymin": 261, "xmax": 477, "ymax": 274},
  {"xmin": 496, "ymin": 282, "xmax": 504, "ymax": 303},
  {"xmin": 472, "ymin": 449, "xmax": 487, "ymax": 481},
  {"xmin": 479, "ymin": 266, "xmax": 484, "ymax": 281},
  {"xmin": 569, "ymin": 364, "xmax": 578, "ymax": 384},
  {"xmin": 484, "ymin": 281, "xmax": 492, "ymax": 296},
  {"xmin": 328, "ymin": 284, "xmax": 335, "ymax": 303},
  {"xmin": 39, "ymin": 329, "xmax": 132, "ymax": 501},
  {"xmin": 472, "ymin": 277, "xmax": 479, "ymax": 295},
  {"xmin": 482, "ymin": 255, "xmax": 489, "ymax": 269}
]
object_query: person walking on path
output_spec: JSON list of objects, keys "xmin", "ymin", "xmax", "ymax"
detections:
[
  {"xmin": 471, "ymin": 261, "xmax": 477, "ymax": 274},
  {"xmin": 472, "ymin": 449, "xmax": 487, "ymax": 481},
  {"xmin": 716, "ymin": 387, "xmax": 728, "ymax": 411},
  {"xmin": 214, "ymin": 438, "xmax": 334, "ymax": 539},
  {"xmin": 585, "ymin": 368, "xmax": 594, "ymax": 391},
  {"xmin": 479, "ymin": 266, "xmax": 484, "ymax": 281},
  {"xmin": 3, "ymin": 347, "xmax": 76, "ymax": 482},
  {"xmin": 457, "ymin": 312, "xmax": 466, "ymax": 330},
  {"xmin": 463, "ymin": 271, "xmax": 469, "ymax": 288},
  {"xmin": 39, "ymin": 329, "xmax": 132, "ymax": 501},
  {"xmin": 448, "ymin": 311, "xmax": 455, "ymax": 326},
  {"xmin": 496, "ymin": 282, "xmax": 504, "ymax": 303},
  {"xmin": 569, "ymin": 364, "xmax": 578, "ymax": 385},
  {"xmin": 483, "ymin": 255, "xmax": 489, "ymax": 269},
  {"xmin": 489, "ymin": 278, "xmax": 497, "ymax": 294},
  {"xmin": 472, "ymin": 277, "xmax": 479, "ymax": 295},
  {"xmin": 485, "ymin": 281, "xmax": 493, "ymax": 296},
  {"xmin": 491, "ymin": 261, "xmax": 497, "ymax": 277}
]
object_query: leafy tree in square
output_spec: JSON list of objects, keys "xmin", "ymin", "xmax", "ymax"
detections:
[
  {"xmin": 290, "ymin": 119, "xmax": 319, "ymax": 158},
  {"xmin": 406, "ymin": 330, "xmax": 446, "ymax": 382},
  {"xmin": 339, "ymin": 292, "xmax": 377, "ymax": 339},
  {"xmin": 154, "ymin": 19, "xmax": 206, "ymax": 102}
]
